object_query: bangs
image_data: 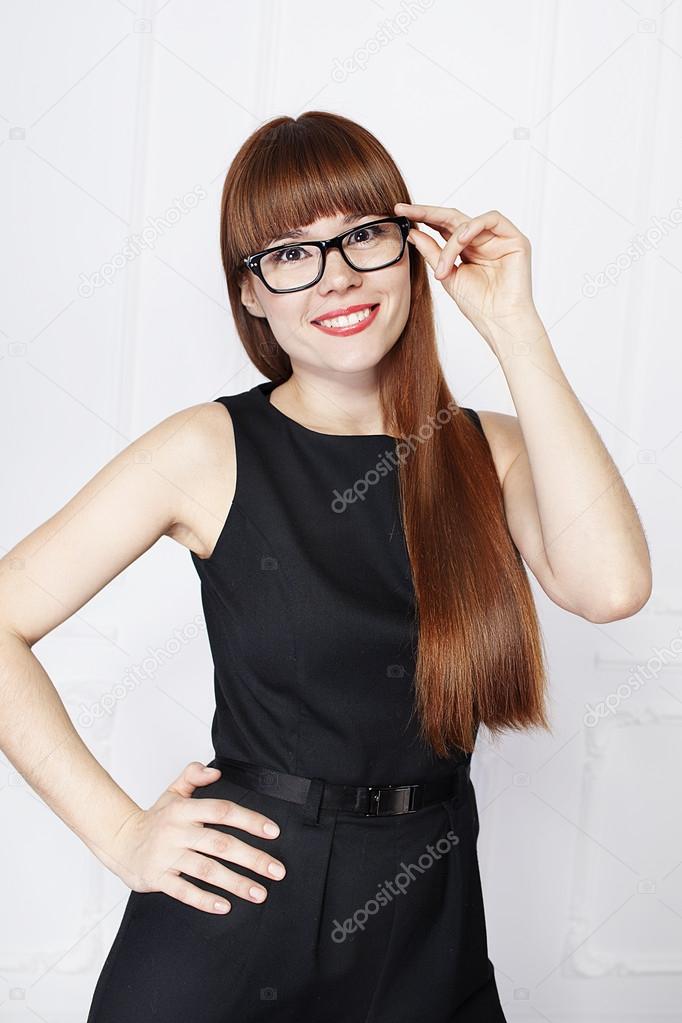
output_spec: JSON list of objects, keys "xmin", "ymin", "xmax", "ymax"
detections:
[{"xmin": 224, "ymin": 115, "xmax": 404, "ymax": 270}]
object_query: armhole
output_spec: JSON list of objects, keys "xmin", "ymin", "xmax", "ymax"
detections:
[
  {"xmin": 189, "ymin": 396, "xmax": 239, "ymax": 567},
  {"xmin": 462, "ymin": 407, "xmax": 484, "ymax": 437}
]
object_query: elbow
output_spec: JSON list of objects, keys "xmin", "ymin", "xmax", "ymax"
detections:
[{"xmin": 583, "ymin": 577, "xmax": 653, "ymax": 624}]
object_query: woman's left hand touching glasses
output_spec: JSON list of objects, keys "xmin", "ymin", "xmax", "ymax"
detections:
[{"xmin": 395, "ymin": 202, "xmax": 538, "ymax": 353}]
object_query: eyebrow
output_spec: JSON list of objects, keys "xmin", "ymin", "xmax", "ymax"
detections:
[{"xmin": 267, "ymin": 212, "xmax": 375, "ymax": 247}]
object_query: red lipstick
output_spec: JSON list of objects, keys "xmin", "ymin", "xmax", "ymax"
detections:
[{"xmin": 311, "ymin": 303, "xmax": 380, "ymax": 337}]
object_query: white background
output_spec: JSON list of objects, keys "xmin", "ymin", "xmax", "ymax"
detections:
[{"xmin": 1, "ymin": 0, "xmax": 681, "ymax": 1020}]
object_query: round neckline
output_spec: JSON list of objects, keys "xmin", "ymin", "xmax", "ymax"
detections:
[{"xmin": 256, "ymin": 380, "xmax": 398, "ymax": 440}]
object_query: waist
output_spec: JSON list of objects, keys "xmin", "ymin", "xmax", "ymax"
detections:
[{"xmin": 209, "ymin": 756, "xmax": 471, "ymax": 817}]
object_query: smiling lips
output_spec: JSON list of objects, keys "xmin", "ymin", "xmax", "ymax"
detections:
[{"xmin": 311, "ymin": 303, "xmax": 380, "ymax": 336}]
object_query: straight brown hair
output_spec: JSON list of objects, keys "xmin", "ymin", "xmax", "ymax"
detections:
[{"xmin": 219, "ymin": 111, "xmax": 552, "ymax": 758}]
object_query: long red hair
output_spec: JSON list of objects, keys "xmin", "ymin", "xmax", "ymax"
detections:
[{"xmin": 219, "ymin": 111, "xmax": 552, "ymax": 757}]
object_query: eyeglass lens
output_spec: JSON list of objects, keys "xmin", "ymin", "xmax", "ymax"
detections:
[{"xmin": 260, "ymin": 222, "xmax": 403, "ymax": 291}]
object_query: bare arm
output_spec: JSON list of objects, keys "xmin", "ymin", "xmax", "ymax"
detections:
[
  {"xmin": 0, "ymin": 403, "xmax": 217, "ymax": 871},
  {"xmin": 477, "ymin": 311, "xmax": 652, "ymax": 623},
  {"xmin": 0, "ymin": 400, "xmax": 287, "ymax": 913}
]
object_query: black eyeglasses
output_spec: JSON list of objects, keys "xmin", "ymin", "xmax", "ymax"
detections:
[{"xmin": 241, "ymin": 215, "xmax": 411, "ymax": 295}]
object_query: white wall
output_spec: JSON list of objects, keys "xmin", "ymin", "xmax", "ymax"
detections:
[{"xmin": 1, "ymin": 0, "xmax": 680, "ymax": 1019}]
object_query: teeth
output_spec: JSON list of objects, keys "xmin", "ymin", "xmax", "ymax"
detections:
[{"xmin": 317, "ymin": 306, "xmax": 374, "ymax": 328}]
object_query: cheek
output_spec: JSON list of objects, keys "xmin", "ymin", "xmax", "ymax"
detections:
[
  {"xmin": 383, "ymin": 266, "xmax": 411, "ymax": 311},
  {"xmin": 264, "ymin": 298, "xmax": 312, "ymax": 348}
]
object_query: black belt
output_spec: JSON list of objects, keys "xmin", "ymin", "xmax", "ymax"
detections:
[{"xmin": 209, "ymin": 756, "xmax": 470, "ymax": 817}]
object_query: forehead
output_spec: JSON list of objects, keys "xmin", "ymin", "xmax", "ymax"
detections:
[{"xmin": 266, "ymin": 210, "xmax": 380, "ymax": 246}]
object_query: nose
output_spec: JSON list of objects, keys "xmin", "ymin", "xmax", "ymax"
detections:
[{"xmin": 319, "ymin": 247, "xmax": 361, "ymax": 290}]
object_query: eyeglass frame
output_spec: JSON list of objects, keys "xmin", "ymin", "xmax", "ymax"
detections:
[{"xmin": 240, "ymin": 215, "xmax": 411, "ymax": 295}]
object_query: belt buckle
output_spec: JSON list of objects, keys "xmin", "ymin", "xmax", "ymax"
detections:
[{"xmin": 364, "ymin": 784, "xmax": 415, "ymax": 816}]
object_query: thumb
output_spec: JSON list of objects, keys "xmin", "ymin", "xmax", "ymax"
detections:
[
  {"xmin": 408, "ymin": 227, "xmax": 443, "ymax": 275},
  {"xmin": 167, "ymin": 760, "xmax": 221, "ymax": 798}
]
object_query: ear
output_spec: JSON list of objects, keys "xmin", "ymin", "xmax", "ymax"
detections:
[{"xmin": 239, "ymin": 273, "xmax": 267, "ymax": 319}]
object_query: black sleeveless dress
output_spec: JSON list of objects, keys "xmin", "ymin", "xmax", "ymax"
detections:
[{"xmin": 86, "ymin": 379, "xmax": 507, "ymax": 1023}]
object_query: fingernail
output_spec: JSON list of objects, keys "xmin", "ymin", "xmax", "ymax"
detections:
[{"xmin": 263, "ymin": 822, "xmax": 280, "ymax": 836}]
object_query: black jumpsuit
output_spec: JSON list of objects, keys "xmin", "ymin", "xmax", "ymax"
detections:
[{"xmin": 86, "ymin": 379, "xmax": 508, "ymax": 1022}]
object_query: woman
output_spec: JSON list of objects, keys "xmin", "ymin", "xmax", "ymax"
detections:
[{"xmin": 0, "ymin": 112, "xmax": 651, "ymax": 1022}]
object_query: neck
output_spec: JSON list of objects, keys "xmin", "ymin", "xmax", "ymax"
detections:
[{"xmin": 269, "ymin": 374, "xmax": 390, "ymax": 436}]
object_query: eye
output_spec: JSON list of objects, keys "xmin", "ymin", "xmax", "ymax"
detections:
[
  {"xmin": 347, "ymin": 225, "xmax": 386, "ymax": 246},
  {"xmin": 271, "ymin": 245, "xmax": 311, "ymax": 264}
]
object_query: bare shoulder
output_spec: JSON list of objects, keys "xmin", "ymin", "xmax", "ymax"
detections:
[
  {"xmin": 471, "ymin": 409, "xmax": 524, "ymax": 489},
  {"xmin": 0, "ymin": 399, "xmax": 235, "ymax": 647},
  {"xmin": 161, "ymin": 398, "xmax": 236, "ymax": 560}
]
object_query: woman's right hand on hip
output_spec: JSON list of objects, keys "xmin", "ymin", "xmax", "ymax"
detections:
[{"xmin": 105, "ymin": 761, "xmax": 286, "ymax": 914}]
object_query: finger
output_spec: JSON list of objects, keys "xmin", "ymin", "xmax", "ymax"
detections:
[
  {"xmin": 447, "ymin": 209, "xmax": 518, "ymax": 243},
  {"xmin": 162, "ymin": 873, "xmax": 232, "ymax": 915},
  {"xmin": 395, "ymin": 201, "xmax": 471, "ymax": 232},
  {"xmin": 185, "ymin": 796, "xmax": 282, "ymax": 839},
  {"xmin": 406, "ymin": 226, "xmax": 448, "ymax": 275},
  {"xmin": 191, "ymin": 825, "xmax": 287, "ymax": 885},
  {"xmin": 178, "ymin": 849, "xmax": 272, "ymax": 904},
  {"xmin": 434, "ymin": 228, "xmax": 472, "ymax": 280},
  {"xmin": 434, "ymin": 211, "xmax": 513, "ymax": 279},
  {"xmin": 405, "ymin": 216, "xmax": 454, "ymax": 243},
  {"xmin": 168, "ymin": 761, "xmax": 221, "ymax": 799}
]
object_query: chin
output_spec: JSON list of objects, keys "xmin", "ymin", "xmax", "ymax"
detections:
[{"xmin": 324, "ymin": 339, "xmax": 391, "ymax": 363}]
